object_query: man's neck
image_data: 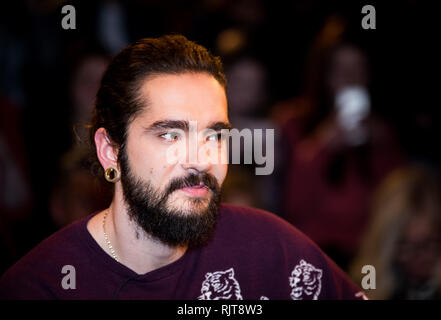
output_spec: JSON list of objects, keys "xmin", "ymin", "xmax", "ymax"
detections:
[{"xmin": 87, "ymin": 185, "xmax": 187, "ymax": 275}]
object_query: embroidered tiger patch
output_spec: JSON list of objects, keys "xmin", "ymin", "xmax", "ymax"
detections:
[
  {"xmin": 289, "ymin": 259, "xmax": 323, "ymax": 300},
  {"xmin": 198, "ymin": 268, "xmax": 243, "ymax": 300}
]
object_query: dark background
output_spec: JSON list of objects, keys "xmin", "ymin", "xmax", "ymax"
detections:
[{"xmin": 0, "ymin": 0, "xmax": 439, "ymax": 299}]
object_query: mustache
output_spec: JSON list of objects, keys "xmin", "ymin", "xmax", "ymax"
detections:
[{"xmin": 164, "ymin": 172, "xmax": 220, "ymax": 198}]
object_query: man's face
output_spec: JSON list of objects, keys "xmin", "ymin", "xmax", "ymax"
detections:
[{"xmin": 119, "ymin": 73, "xmax": 229, "ymax": 247}]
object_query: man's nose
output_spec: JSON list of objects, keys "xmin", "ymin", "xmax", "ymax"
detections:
[
  {"xmin": 181, "ymin": 157, "xmax": 212, "ymax": 173},
  {"xmin": 180, "ymin": 140, "xmax": 214, "ymax": 173}
]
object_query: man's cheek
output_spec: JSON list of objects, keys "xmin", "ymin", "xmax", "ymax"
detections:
[
  {"xmin": 189, "ymin": 141, "xmax": 221, "ymax": 166},
  {"xmin": 213, "ymin": 164, "xmax": 228, "ymax": 187},
  {"xmin": 165, "ymin": 141, "xmax": 187, "ymax": 165}
]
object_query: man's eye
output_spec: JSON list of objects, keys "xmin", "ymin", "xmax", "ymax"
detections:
[
  {"xmin": 206, "ymin": 133, "xmax": 222, "ymax": 142},
  {"xmin": 160, "ymin": 132, "xmax": 181, "ymax": 142}
]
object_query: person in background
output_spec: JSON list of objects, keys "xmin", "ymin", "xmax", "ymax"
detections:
[
  {"xmin": 0, "ymin": 96, "xmax": 33, "ymax": 274},
  {"xmin": 49, "ymin": 50, "xmax": 113, "ymax": 228},
  {"xmin": 68, "ymin": 52, "xmax": 110, "ymax": 126},
  {"xmin": 275, "ymin": 21, "xmax": 405, "ymax": 269},
  {"xmin": 350, "ymin": 165, "xmax": 441, "ymax": 300},
  {"xmin": 221, "ymin": 53, "xmax": 278, "ymax": 211},
  {"xmin": 211, "ymin": 26, "xmax": 280, "ymax": 212}
]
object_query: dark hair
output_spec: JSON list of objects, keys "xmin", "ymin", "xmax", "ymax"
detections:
[{"xmin": 89, "ymin": 34, "xmax": 226, "ymax": 176}]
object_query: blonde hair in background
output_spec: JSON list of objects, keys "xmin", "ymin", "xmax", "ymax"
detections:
[{"xmin": 350, "ymin": 165, "xmax": 441, "ymax": 299}]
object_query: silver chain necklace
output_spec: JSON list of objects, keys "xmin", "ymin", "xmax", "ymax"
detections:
[{"xmin": 103, "ymin": 210, "xmax": 119, "ymax": 262}]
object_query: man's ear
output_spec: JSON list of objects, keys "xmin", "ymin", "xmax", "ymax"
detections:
[{"xmin": 94, "ymin": 128, "xmax": 119, "ymax": 170}]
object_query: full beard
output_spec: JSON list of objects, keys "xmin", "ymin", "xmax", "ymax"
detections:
[{"xmin": 119, "ymin": 150, "xmax": 221, "ymax": 248}]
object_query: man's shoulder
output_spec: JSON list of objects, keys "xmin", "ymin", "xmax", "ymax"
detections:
[
  {"xmin": 216, "ymin": 204, "xmax": 365, "ymax": 300},
  {"xmin": 0, "ymin": 214, "xmax": 93, "ymax": 299},
  {"xmin": 216, "ymin": 203, "xmax": 327, "ymax": 258},
  {"xmin": 218, "ymin": 203, "xmax": 312, "ymax": 242},
  {"xmin": 219, "ymin": 203, "xmax": 291, "ymax": 225},
  {"xmin": 19, "ymin": 214, "xmax": 92, "ymax": 261}
]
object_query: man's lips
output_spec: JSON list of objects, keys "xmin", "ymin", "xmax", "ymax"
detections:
[{"xmin": 179, "ymin": 183, "xmax": 209, "ymax": 197}]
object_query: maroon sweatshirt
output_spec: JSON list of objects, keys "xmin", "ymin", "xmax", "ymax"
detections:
[{"xmin": 0, "ymin": 204, "xmax": 365, "ymax": 300}]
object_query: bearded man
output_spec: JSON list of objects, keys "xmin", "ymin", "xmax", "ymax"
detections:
[{"xmin": 0, "ymin": 35, "xmax": 365, "ymax": 300}]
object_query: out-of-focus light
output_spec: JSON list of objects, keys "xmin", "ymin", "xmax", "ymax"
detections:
[{"xmin": 335, "ymin": 86, "xmax": 371, "ymax": 145}]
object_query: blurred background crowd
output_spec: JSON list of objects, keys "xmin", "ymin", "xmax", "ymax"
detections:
[{"xmin": 0, "ymin": 0, "xmax": 439, "ymax": 299}]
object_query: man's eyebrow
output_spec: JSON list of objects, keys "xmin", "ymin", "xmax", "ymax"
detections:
[
  {"xmin": 145, "ymin": 120, "xmax": 231, "ymax": 132},
  {"xmin": 145, "ymin": 120, "xmax": 189, "ymax": 131},
  {"xmin": 206, "ymin": 121, "xmax": 232, "ymax": 131}
]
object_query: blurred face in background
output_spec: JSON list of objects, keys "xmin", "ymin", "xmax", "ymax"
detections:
[
  {"xmin": 226, "ymin": 58, "xmax": 267, "ymax": 117},
  {"xmin": 71, "ymin": 55, "xmax": 109, "ymax": 123},
  {"xmin": 326, "ymin": 45, "xmax": 369, "ymax": 97},
  {"xmin": 395, "ymin": 213, "xmax": 441, "ymax": 284}
]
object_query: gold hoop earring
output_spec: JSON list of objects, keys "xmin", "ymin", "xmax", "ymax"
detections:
[{"xmin": 104, "ymin": 167, "xmax": 120, "ymax": 183}]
